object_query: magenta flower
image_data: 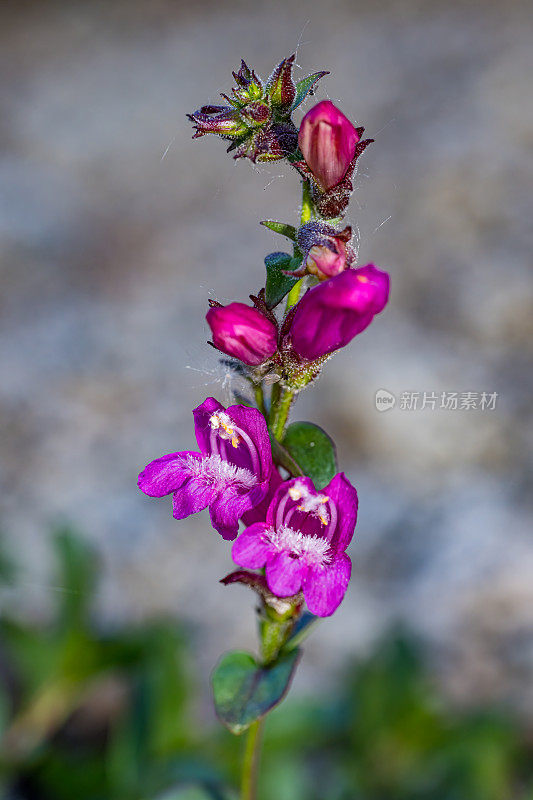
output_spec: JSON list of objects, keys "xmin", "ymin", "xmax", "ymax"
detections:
[
  {"xmin": 232, "ymin": 473, "xmax": 358, "ymax": 617},
  {"xmin": 206, "ymin": 302, "xmax": 278, "ymax": 366},
  {"xmin": 138, "ymin": 398, "xmax": 272, "ymax": 540},
  {"xmin": 298, "ymin": 100, "xmax": 359, "ymax": 191},
  {"xmin": 289, "ymin": 265, "xmax": 390, "ymax": 361}
]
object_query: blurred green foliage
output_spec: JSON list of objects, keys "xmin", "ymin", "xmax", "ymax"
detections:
[{"xmin": 0, "ymin": 530, "xmax": 532, "ymax": 800}]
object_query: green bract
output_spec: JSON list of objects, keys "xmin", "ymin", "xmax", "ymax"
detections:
[{"xmin": 264, "ymin": 252, "xmax": 301, "ymax": 308}]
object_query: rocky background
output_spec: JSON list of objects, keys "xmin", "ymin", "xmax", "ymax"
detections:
[{"xmin": 1, "ymin": 0, "xmax": 532, "ymax": 716}]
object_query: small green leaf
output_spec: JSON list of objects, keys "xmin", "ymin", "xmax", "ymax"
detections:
[
  {"xmin": 290, "ymin": 71, "xmax": 329, "ymax": 112},
  {"xmin": 260, "ymin": 220, "xmax": 297, "ymax": 241},
  {"xmin": 212, "ymin": 649, "xmax": 300, "ymax": 734},
  {"xmin": 264, "ymin": 252, "xmax": 301, "ymax": 309},
  {"xmin": 282, "ymin": 422, "xmax": 337, "ymax": 489}
]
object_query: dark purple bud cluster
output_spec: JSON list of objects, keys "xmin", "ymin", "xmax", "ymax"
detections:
[{"xmin": 188, "ymin": 55, "xmax": 328, "ymax": 163}]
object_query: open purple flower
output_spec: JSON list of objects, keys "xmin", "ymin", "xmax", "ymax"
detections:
[
  {"xmin": 232, "ymin": 473, "xmax": 358, "ymax": 616},
  {"xmin": 138, "ymin": 398, "xmax": 272, "ymax": 541}
]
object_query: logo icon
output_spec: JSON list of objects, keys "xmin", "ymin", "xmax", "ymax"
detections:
[{"xmin": 375, "ymin": 389, "xmax": 396, "ymax": 411}]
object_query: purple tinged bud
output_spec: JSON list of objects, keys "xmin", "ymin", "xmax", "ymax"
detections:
[
  {"xmin": 187, "ymin": 106, "xmax": 245, "ymax": 139},
  {"xmin": 306, "ymin": 243, "xmax": 347, "ymax": 279},
  {"xmin": 289, "ymin": 265, "xmax": 390, "ymax": 360},
  {"xmin": 266, "ymin": 54, "xmax": 296, "ymax": 111},
  {"xmin": 232, "ymin": 59, "xmax": 262, "ymax": 91},
  {"xmin": 297, "ymin": 221, "xmax": 354, "ymax": 281},
  {"xmin": 241, "ymin": 101, "xmax": 270, "ymax": 125},
  {"xmin": 298, "ymin": 100, "xmax": 360, "ymax": 191},
  {"xmin": 207, "ymin": 302, "xmax": 278, "ymax": 366}
]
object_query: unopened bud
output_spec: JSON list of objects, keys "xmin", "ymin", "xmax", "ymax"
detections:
[
  {"xmin": 298, "ymin": 100, "xmax": 360, "ymax": 191},
  {"xmin": 207, "ymin": 302, "xmax": 278, "ymax": 366}
]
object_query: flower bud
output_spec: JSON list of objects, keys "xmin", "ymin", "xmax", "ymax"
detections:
[
  {"xmin": 188, "ymin": 105, "xmax": 246, "ymax": 139},
  {"xmin": 289, "ymin": 265, "xmax": 390, "ymax": 360},
  {"xmin": 298, "ymin": 100, "xmax": 360, "ymax": 191},
  {"xmin": 307, "ymin": 244, "xmax": 346, "ymax": 279},
  {"xmin": 207, "ymin": 302, "xmax": 278, "ymax": 366},
  {"xmin": 296, "ymin": 221, "xmax": 354, "ymax": 281},
  {"xmin": 265, "ymin": 54, "xmax": 296, "ymax": 112},
  {"xmin": 189, "ymin": 57, "xmax": 328, "ymax": 165}
]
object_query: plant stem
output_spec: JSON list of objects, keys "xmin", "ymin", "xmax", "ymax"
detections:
[
  {"xmin": 285, "ymin": 277, "xmax": 303, "ymax": 311},
  {"xmin": 241, "ymin": 719, "xmax": 264, "ymax": 800},
  {"xmin": 269, "ymin": 386, "xmax": 294, "ymax": 441},
  {"xmin": 300, "ymin": 177, "xmax": 314, "ymax": 224},
  {"xmin": 253, "ymin": 382, "xmax": 267, "ymax": 418},
  {"xmin": 285, "ymin": 179, "xmax": 314, "ymax": 312}
]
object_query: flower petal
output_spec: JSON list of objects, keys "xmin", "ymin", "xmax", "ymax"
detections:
[
  {"xmin": 193, "ymin": 397, "xmax": 225, "ymax": 456},
  {"xmin": 266, "ymin": 552, "xmax": 306, "ymax": 597},
  {"xmin": 241, "ymin": 467, "xmax": 283, "ymax": 526},
  {"xmin": 266, "ymin": 476, "xmax": 317, "ymax": 528},
  {"xmin": 226, "ymin": 403, "xmax": 273, "ymax": 481},
  {"xmin": 172, "ymin": 477, "xmax": 215, "ymax": 519},
  {"xmin": 303, "ymin": 553, "xmax": 351, "ymax": 617},
  {"xmin": 232, "ymin": 522, "xmax": 273, "ymax": 568},
  {"xmin": 209, "ymin": 488, "xmax": 257, "ymax": 541},
  {"xmin": 323, "ymin": 472, "xmax": 358, "ymax": 552},
  {"xmin": 138, "ymin": 451, "xmax": 201, "ymax": 497}
]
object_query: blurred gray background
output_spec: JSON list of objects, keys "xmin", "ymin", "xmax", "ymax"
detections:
[{"xmin": 1, "ymin": 0, "xmax": 532, "ymax": 714}]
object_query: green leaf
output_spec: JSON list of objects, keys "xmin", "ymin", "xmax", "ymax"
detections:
[
  {"xmin": 290, "ymin": 71, "xmax": 329, "ymax": 112},
  {"xmin": 264, "ymin": 252, "xmax": 301, "ymax": 309},
  {"xmin": 212, "ymin": 649, "xmax": 300, "ymax": 734},
  {"xmin": 260, "ymin": 220, "xmax": 297, "ymax": 241},
  {"xmin": 282, "ymin": 422, "xmax": 337, "ymax": 489}
]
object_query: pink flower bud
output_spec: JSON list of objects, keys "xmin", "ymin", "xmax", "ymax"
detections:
[
  {"xmin": 207, "ymin": 302, "xmax": 278, "ymax": 366},
  {"xmin": 298, "ymin": 100, "xmax": 360, "ymax": 191},
  {"xmin": 289, "ymin": 265, "xmax": 390, "ymax": 361},
  {"xmin": 295, "ymin": 221, "xmax": 354, "ymax": 281},
  {"xmin": 306, "ymin": 242, "xmax": 347, "ymax": 279}
]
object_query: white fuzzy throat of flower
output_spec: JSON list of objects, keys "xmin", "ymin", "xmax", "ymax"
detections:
[
  {"xmin": 269, "ymin": 525, "xmax": 332, "ymax": 567},
  {"xmin": 183, "ymin": 453, "xmax": 256, "ymax": 489}
]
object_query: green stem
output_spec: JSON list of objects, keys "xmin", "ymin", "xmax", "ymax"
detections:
[
  {"xmin": 269, "ymin": 387, "xmax": 294, "ymax": 441},
  {"xmin": 285, "ymin": 277, "xmax": 303, "ymax": 311},
  {"xmin": 253, "ymin": 383, "xmax": 267, "ymax": 418},
  {"xmin": 285, "ymin": 179, "xmax": 314, "ymax": 312},
  {"xmin": 300, "ymin": 177, "xmax": 314, "ymax": 224},
  {"xmin": 241, "ymin": 719, "xmax": 264, "ymax": 800}
]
